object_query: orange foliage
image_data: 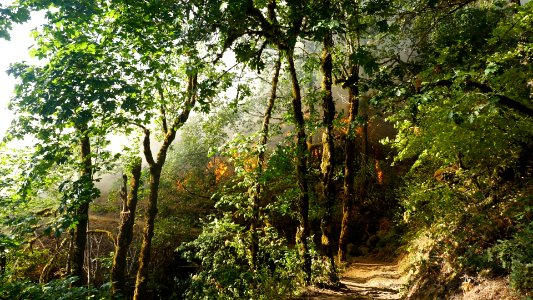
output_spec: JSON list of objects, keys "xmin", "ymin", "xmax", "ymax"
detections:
[
  {"xmin": 339, "ymin": 117, "xmax": 363, "ymax": 137},
  {"xmin": 375, "ymin": 159, "xmax": 384, "ymax": 185},
  {"xmin": 243, "ymin": 157, "xmax": 258, "ymax": 173},
  {"xmin": 208, "ymin": 158, "xmax": 229, "ymax": 183},
  {"xmin": 340, "ymin": 117, "xmax": 349, "ymax": 134},
  {"xmin": 214, "ymin": 162, "xmax": 228, "ymax": 183},
  {"xmin": 176, "ymin": 176, "xmax": 189, "ymax": 191}
]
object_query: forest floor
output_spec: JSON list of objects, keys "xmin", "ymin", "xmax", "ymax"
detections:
[
  {"xmin": 299, "ymin": 258, "xmax": 408, "ymax": 300},
  {"xmin": 298, "ymin": 258, "xmax": 519, "ymax": 300}
]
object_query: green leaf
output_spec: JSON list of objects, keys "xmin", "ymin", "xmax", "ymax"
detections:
[{"xmin": 484, "ymin": 62, "xmax": 499, "ymax": 75}]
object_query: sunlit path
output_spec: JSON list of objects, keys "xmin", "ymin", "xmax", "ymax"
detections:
[{"xmin": 299, "ymin": 259, "xmax": 407, "ymax": 300}]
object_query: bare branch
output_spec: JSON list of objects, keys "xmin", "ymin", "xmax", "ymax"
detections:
[{"xmin": 87, "ymin": 229, "xmax": 116, "ymax": 245}]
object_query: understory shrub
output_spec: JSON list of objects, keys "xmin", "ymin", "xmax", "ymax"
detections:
[
  {"xmin": 0, "ymin": 276, "xmax": 110, "ymax": 300},
  {"xmin": 488, "ymin": 221, "xmax": 533, "ymax": 296},
  {"xmin": 179, "ymin": 215, "xmax": 305, "ymax": 300}
]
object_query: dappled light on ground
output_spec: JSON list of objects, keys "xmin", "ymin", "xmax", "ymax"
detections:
[{"xmin": 301, "ymin": 260, "xmax": 407, "ymax": 299}]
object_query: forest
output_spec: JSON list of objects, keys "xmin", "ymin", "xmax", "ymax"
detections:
[{"xmin": 0, "ymin": 0, "xmax": 532, "ymax": 299}]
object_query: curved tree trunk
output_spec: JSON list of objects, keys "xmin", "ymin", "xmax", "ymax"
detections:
[
  {"xmin": 251, "ymin": 54, "xmax": 282, "ymax": 268},
  {"xmin": 111, "ymin": 158, "xmax": 142, "ymax": 298},
  {"xmin": 134, "ymin": 73, "xmax": 197, "ymax": 300},
  {"xmin": 320, "ymin": 28, "xmax": 338, "ymax": 282},
  {"xmin": 287, "ymin": 48, "xmax": 312, "ymax": 284},
  {"xmin": 133, "ymin": 128, "xmax": 176, "ymax": 300}
]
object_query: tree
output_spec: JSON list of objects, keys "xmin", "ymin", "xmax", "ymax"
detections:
[
  {"xmin": 316, "ymin": 0, "xmax": 338, "ymax": 281},
  {"xmin": 264, "ymin": 2, "xmax": 313, "ymax": 283},
  {"xmin": 0, "ymin": 2, "xmax": 30, "ymax": 40},
  {"xmin": 379, "ymin": 0, "xmax": 533, "ymax": 296},
  {"xmin": 7, "ymin": 36, "xmax": 134, "ymax": 286},
  {"xmin": 133, "ymin": 69, "xmax": 199, "ymax": 299},
  {"xmin": 336, "ymin": 0, "xmax": 392, "ymax": 262},
  {"xmin": 192, "ymin": 0, "xmax": 315, "ymax": 282},
  {"xmin": 100, "ymin": 2, "xmax": 235, "ymax": 297},
  {"xmin": 251, "ymin": 54, "xmax": 282, "ymax": 267}
]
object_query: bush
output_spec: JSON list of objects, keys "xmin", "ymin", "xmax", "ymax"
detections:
[
  {"xmin": 179, "ymin": 215, "xmax": 303, "ymax": 300},
  {"xmin": 488, "ymin": 221, "xmax": 533, "ymax": 296},
  {"xmin": 0, "ymin": 276, "xmax": 111, "ymax": 300}
]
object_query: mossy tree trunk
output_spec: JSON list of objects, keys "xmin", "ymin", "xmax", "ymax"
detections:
[
  {"xmin": 338, "ymin": 69, "xmax": 360, "ymax": 262},
  {"xmin": 320, "ymin": 26, "xmax": 339, "ymax": 282},
  {"xmin": 133, "ymin": 73, "xmax": 197, "ymax": 300},
  {"xmin": 133, "ymin": 148, "xmax": 163, "ymax": 300},
  {"xmin": 70, "ymin": 132, "xmax": 92, "ymax": 286},
  {"xmin": 111, "ymin": 158, "xmax": 142, "ymax": 298},
  {"xmin": 287, "ymin": 48, "xmax": 312, "ymax": 284}
]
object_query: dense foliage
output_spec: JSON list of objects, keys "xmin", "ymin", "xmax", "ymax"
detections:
[{"xmin": 0, "ymin": 0, "xmax": 531, "ymax": 299}]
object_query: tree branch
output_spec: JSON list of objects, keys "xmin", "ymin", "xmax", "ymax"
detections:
[
  {"xmin": 143, "ymin": 128, "xmax": 156, "ymax": 167},
  {"xmin": 157, "ymin": 87, "xmax": 168, "ymax": 134},
  {"xmin": 433, "ymin": 79, "xmax": 533, "ymax": 117},
  {"xmin": 87, "ymin": 229, "xmax": 116, "ymax": 245}
]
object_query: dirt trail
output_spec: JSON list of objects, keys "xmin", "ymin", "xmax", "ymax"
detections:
[{"xmin": 302, "ymin": 260, "xmax": 407, "ymax": 299}]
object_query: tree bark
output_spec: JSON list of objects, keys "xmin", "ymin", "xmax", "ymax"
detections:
[
  {"xmin": 111, "ymin": 158, "xmax": 142, "ymax": 298},
  {"xmin": 319, "ymin": 28, "xmax": 338, "ymax": 282},
  {"xmin": 134, "ymin": 73, "xmax": 197, "ymax": 300},
  {"xmin": 133, "ymin": 156, "xmax": 161, "ymax": 300},
  {"xmin": 251, "ymin": 54, "xmax": 281, "ymax": 268},
  {"xmin": 338, "ymin": 69, "xmax": 359, "ymax": 262},
  {"xmin": 70, "ymin": 132, "xmax": 92, "ymax": 286},
  {"xmin": 287, "ymin": 48, "xmax": 312, "ymax": 284},
  {"xmin": 0, "ymin": 245, "xmax": 6, "ymax": 275},
  {"xmin": 133, "ymin": 127, "xmax": 176, "ymax": 300}
]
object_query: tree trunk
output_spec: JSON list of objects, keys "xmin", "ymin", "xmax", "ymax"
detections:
[
  {"xmin": 287, "ymin": 48, "xmax": 312, "ymax": 284},
  {"xmin": 133, "ymin": 131, "xmax": 170, "ymax": 300},
  {"xmin": 111, "ymin": 158, "xmax": 142, "ymax": 298},
  {"xmin": 251, "ymin": 55, "xmax": 281, "ymax": 268},
  {"xmin": 133, "ymin": 166, "xmax": 160, "ymax": 299},
  {"xmin": 358, "ymin": 98, "xmax": 369, "ymax": 201},
  {"xmin": 360, "ymin": 97, "xmax": 369, "ymax": 160},
  {"xmin": 134, "ymin": 73, "xmax": 197, "ymax": 299},
  {"xmin": 319, "ymin": 28, "xmax": 339, "ymax": 282},
  {"xmin": 70, "ymin": 133, "xmax": 92, "ymax": 286},
  {"xmin": 338, "ymin": 71, "xmax": 359, "ymax": 262},
  {"xmin": 0, "ymin": 245, "xmax": 6, "ymax": 275}
]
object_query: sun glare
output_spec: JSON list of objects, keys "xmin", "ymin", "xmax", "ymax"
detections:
[{"xmin": 0, "ymin": 8, "xmax": 45, "ymax": 141}]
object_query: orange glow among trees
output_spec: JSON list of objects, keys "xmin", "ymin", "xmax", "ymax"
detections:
[
  {"xmin": 208, "ymin": 158, "xmax": 229, "ymax": 183},
  {"xmin": 375, "ymin": 160, "xmax": 384, "ymax": 185}
]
